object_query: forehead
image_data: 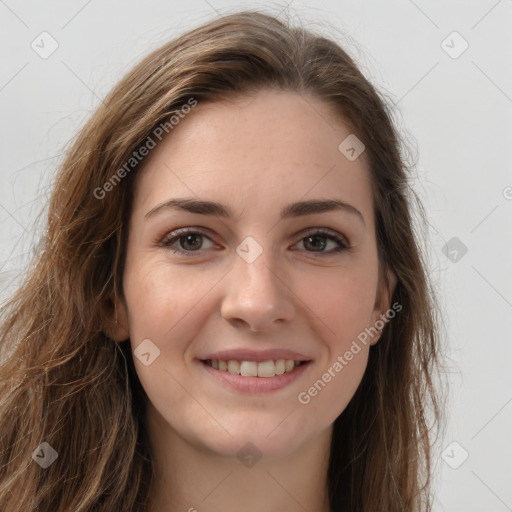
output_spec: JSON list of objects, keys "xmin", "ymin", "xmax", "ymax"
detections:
[{"xmin": 131, "ymin": 89, "xmax": 374, "ymax": 225}]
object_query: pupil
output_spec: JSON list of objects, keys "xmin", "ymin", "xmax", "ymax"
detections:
[
  {"xmin": 182, "ymin": 234, "xmax": 201, "ymax": 250},
  {"xmin": 306, "ymin": 235, "xmax": 325, "ymax": 251}
]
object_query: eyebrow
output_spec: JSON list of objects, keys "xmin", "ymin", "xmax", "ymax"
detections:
[{"xmin": 145, "ymin": 197, "xmax": 365, "ymax": 226}]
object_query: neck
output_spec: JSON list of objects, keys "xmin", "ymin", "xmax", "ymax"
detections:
[{"xmin": 145, "ymin": 403, "xmax": 332, "ymax": 512}]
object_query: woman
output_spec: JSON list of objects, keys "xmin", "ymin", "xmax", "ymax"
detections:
[{"xmin": 0, "ymin": 10, "xmax": 444, "ymax": 511}]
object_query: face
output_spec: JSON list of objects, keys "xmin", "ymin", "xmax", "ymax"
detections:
[{"xmin": 114, "ymin": 88, "xmax": 393, "ymax": 460}]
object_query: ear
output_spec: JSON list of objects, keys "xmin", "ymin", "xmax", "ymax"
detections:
[
  {"xmin": 103, "ymin": 293, "xmax": 130, "ymax": 342},
  {"xmin": 369, "ymin": 266, "xmax": 397, "ymax": 346}
]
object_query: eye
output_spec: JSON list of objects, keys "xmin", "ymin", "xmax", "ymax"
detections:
[
  {"xmin": 293, "ymin": 228, "xmax": 349, "ymax": 255},
  {"xmin": 159, "ymin": 227, "xmax": 349, "ymax": 257},
  {"xmin": 160, "ymin": 229, "xmax": 215, "ymax": 256}
]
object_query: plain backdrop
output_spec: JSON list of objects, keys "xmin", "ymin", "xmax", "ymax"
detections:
[{"xmin": 1, "ymin": 1, "xmax": 511, "ymax": 510}]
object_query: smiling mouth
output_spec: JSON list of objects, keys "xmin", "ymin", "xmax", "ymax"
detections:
[{"xmin": 201, "ymin": 359, "xmax": 309, "ymax": 377}]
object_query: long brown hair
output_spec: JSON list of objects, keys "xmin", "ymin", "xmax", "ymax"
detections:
[{"xmin": 0, "ymin": 10, "xmax": 445, "ymax": 511}]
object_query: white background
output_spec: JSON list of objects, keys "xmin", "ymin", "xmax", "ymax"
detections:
[{"xmin": 1, "ymin": 1, "xmax": 511, "ymax": 510}]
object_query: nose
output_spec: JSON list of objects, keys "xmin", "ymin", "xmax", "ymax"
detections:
[{"xmin": 220, "ymin": 244, "xmax": 295, "ymax": 333}]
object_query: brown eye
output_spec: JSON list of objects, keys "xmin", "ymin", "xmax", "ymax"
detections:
[
  {"xmin": 303, "ymin": 234, "xmax": 328, "ymax": 252},
  {"xmin": 177, "ymin": 234, "xmax": 203, "ymax": 251},
  {"xmin": 160, "ymin": 227, "xmax": 349, "ymax": 257},
  {"xmin": 160, "ymin": 229, "xmax": 215, "ymax": 256},
  {"xmin": 295, "ymin": 229, "xmax": 349, "ymax": 255}
]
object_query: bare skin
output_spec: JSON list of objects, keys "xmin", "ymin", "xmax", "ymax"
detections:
[{"xmin": 113, "ymin": 89, "xmax": 395, "ymax": 511}]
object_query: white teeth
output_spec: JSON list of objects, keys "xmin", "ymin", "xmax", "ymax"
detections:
[
  {"xmin": 257, "ymin": 360, "xmax": 275, "ymax": 378},
  {"xmin": 227, "ymin": 360, "xmax": 241, "ymax": 375},
  {"xmin": 206, "ymin": 358, "xmax": 304, "ymax": 377},
  {"xmin": 240, "ymin": 361, "xmax": 258, "ymax": 377}
]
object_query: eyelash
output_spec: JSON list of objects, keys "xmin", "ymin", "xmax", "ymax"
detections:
[{"xmin": 159, "ymin": 228, "xmax": 350, "ymax": 257}]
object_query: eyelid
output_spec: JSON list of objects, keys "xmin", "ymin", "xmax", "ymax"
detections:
[{"xmin": 294, "ymin": 226, "xmax": 350, "ymax": 248}]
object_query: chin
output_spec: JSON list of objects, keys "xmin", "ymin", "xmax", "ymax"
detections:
[{"xmin": 194, "ymin": 414, "xmax": 316, "ymax": 461}]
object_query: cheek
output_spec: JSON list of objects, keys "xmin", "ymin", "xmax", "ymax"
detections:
[
  {"xmin": 296, "ymin": 261, "xmax": 379, "ymax": 341},
  {"xmin": 292, "ymin": 265, "xmax": 376, "ymax": 417},
  {"xmin": 123, "ymin": 261, "xmax": 214, "ymax": 440},
  {"xmin": 297, "ymin": 324, "xmax": 370, "ymax": 427},
  {"xmin": 123, "ymin": 256, "xmax": 207, "ymax": 342},
  {"xmin": 302, "ymin": 348, "xmax": 369, "ymax": 427},
  {"xmin": 122, "ymin": 257, "xmax": 219, "ymax": 399}
]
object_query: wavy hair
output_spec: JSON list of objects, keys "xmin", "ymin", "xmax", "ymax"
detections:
[{"xmin": 0, "ymin": 10, "xmax": 445, "ymax": 511}]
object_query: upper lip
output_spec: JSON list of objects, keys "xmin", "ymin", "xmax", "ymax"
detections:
[{"xmin": 199, "ymin": 349, "xmax": 312, "ymax": 363}]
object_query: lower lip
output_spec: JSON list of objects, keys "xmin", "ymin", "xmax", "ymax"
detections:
[{"xmin": 199, "ymin": 360, "xmax": 312, "ymax": 393}]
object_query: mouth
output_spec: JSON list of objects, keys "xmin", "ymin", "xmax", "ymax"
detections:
[{"xmin": 199, "ymin": 357, "xmax": 312, "ymax": 393}]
